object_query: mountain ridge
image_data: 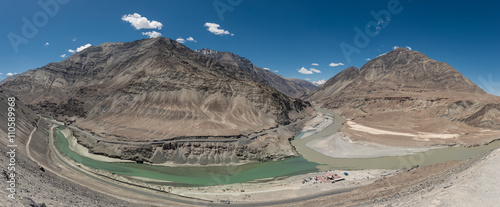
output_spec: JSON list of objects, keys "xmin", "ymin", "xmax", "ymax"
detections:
[
  {"xmin": 0, "ymin": 37, "xmax": 312, "ymax": 164},
  {"xmin": 307, "ymin": 47, "xmax": 500, "ymax": 147},
  {"xmin": 195, "ymin": 48, "xmax": 317, "ymax": 98}
]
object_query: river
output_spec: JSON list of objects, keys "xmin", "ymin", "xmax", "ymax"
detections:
[{"xmin": 53, "ymin": 108, "xmax": 500, "ymax": 186}]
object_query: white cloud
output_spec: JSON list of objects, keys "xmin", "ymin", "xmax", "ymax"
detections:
[
  {"xmin": 68, "ymin": 43, "xmax": 92, "ymax": 53},
  {"xmin": 186, "ymin": 37, "xmax": 196, "ymax": 42},
  {"xmin": 366, "ymin": 58, "xmax": 371, "ymax": 61},
  {"xmin": 406, "ymin": 46, "xmax": 412, "ymax": 50},
  {"xmin": 142, "ymin": 31, "xmax": 162, "ymax": 38},
  {"xmin": 176, "ymin": 37, "xmax": 186, "ymax": 43},
  {"xmin": 311, "ymin": 79, "xmax": 326, "ymax": 86},
  {"xmin": 72, "ymin": 38, "xmax": 77, "ymax": 41},
  {"xmin": 0, "ymin": 73, "xmax": 3, "ymax": 75},
  {"xmin": 378, "ymin": 52, "xmax": 388, "ymax": 57},
  {"xmin": 204, "ymin": 22, "xmax": 233, "ymax": 35},
  {"xmin": 262, "ymin": 67, "xmax": 270, "ymax": 71},
  {"xmin": 60, "ymin": 54, "xmax": 67, "ymax": 58},
  {"xmin": 393, "ymin": 46, "xmax": 399, "ymax": 50},
  {"xmin": 298, "ymin": 67, "xmax": 313, "ymax": 74},
  {"xmin": 298, "ymin": 67, "xmax": 321, "ymax": 74},
  {"xmin": 309, "ymin": 68, "xmax": 321, "ymax": 73},
  {"xmin": 44, "ymin": 42, "xmax": 49, "ymax": 46},
  {"xmin": 6, "ymin": 73, "xmax": 14, "ymax": 76},
  {"xmin": 311, "ymin": 63, "xmax": 319, "ymax": 66},
  {"xmin": 122, "ymin": 13, "xmax": 163, "ymax": 30},
  {"xmin": 329, "ymin": 62, "xmax": 344, "ymax": 67},
  {"xmin": 273, "ymin": 70, "xmax": 278, "ymax": 73},
  {"xmin": 76, "ymin": 44, "xmax": 91, "ymax": 52}
]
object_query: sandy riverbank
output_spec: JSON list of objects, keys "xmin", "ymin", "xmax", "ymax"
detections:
[
  {"xmin": 306, "ymin": 132, "xmax": 438, "ymax": 158},
  {"xmin": 300, "ymin": 113, "xmax": 334, "ymax": 139},
  {"xmin": 172, "ymin": 169, "xmax": 396, "ymax": 203},
  {"xmin": 299, "ymin": 109, "xmax": 437, "ymax": 159},
  {"xmin": 61, "ymin": 128, "xmax": 135, "ymax": 163}
]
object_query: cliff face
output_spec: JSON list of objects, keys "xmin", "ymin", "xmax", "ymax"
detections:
[
  {"xmin": 196, "ymin": 48, "xmax": 317, "ymax": 98},
  {"xmin": 1, "ymin": 37, "xmax": 312, "ymax": 164},
  {"xmin": 307, "ymin": 48, "xmax": 500, "ymax": 146}
]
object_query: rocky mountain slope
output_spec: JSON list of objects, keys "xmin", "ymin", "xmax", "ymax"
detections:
[
  {"xmin": 195, "ymin": 48, "xmax": 316, "ymax": 98},
  {"xmin": 0, "ymin": 91, "xmax": 133, "ymax": 206},
  {"xmin": 308, "ymin": 48, "xmax": 500, "ymax": 146},
  {"xmin": 0, "ymin": 37, "xmax": 312, "ymax": 164}
]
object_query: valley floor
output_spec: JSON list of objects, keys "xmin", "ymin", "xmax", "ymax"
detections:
[{"xmin": 3, "ymin": 107, "xmax": 499, "ymax": 206}]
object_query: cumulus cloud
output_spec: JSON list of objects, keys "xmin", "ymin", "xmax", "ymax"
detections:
[
  {"xmin": 311, "ymin": 79, "xmax": 326, "ymax": 86},
  {"xmin": 68, "ymin": 43, "xmax": 92, "ymax": 53},
  {"xmin": 273, "ymin": 70, "xmax": 278, "ymax": 73},
  {"xmin": 6, "ymin": 73, "xmax": 15, "ymax": 76},
  {"xmin": 60, "ymin": 54, "xmax": 67, "ymax": 58},
  {"xmin": 76, "ymin": 44, "xmax": 92, "ymax": 52},
  {"xmin": 122, "ymin": 13, "xmax": 163, "ymax": 30},
  {"xmin": 329, "ymin": 62, "xmax": 344, "ymax": 67},
  {"xmin": 142, "ymin": 31, "xmax": 162, "ymax": 38},
  {"xmin": 406, "ymin": 46, "xmax": 412, "ymax": 50},
  {"xmin": 175, "ymin": 36, "xmax": 196, "ymax": 43},
  {"xmin": 311, "ymin": 63, "xmax": 319, "ymax": 66},
  {"xmin": 204, "ymin": 23, "xmax": 233, "ymax": 36},
  {"xmin": 366, "ymin": 58, "xmax": 371, "ymax": 61},
  {"xmin": 298, "ymin": 67, "xmax": 313, "ymax": 74},
  {"xmin": 44, "ymin": 42, "xmax": 49, "ymax": 46},
  {"xmin": 309, "ymin": 68, "xmax": 321, "ymax": 73},
  {"xmin": 298, "ymin": 67, "xmax": 321, "ymax": 74},
  {"xmin": 176, "ymin": 37, "xmax": 186, "ymax": 43},
  {"xmin": 262, "ymin": 67, "xmax": 270, "ymax": 71},
  {"xmin": 393, "ymin": 46, "xmax": 399, "ymax": 50}
]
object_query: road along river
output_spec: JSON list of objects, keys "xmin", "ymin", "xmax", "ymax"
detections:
[{"xmin": 51, "ymin": 107, "xmax": 500, "ymax": 186}]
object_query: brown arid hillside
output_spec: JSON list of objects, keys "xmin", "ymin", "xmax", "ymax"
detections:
[
  {"xmin": 308, "ymin": 48, "xmax": 500, "ymax": 147},
  {"xmin": 0, "ymin": 37, "xmax": 312, "ymax": 164}
]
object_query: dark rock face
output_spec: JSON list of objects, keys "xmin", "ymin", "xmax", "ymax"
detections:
[
  {"xmin": 195, "ymin": 48, "xmax": 317, "ymax": 98},
  {"xmin": 1, "ymin": 37, "xmax": 312, "ymax": 164},
  {"xmin": 463, "ymin": 103, "xmax": 500, "ymax": 129}
]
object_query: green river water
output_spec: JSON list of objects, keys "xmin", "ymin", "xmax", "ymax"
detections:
[{"xmin": 54, "ymin": 109, "xmax": 500, "ymax": 186}]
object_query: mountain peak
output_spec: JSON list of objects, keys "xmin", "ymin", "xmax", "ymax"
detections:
[{"xmin": 195, "ymin": 48, "xmax": 221, "ymax": 55}]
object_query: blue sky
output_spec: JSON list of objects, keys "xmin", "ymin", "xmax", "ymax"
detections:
[{"xmin": 1, "ymin": 0, "xmax": 499, "ymax": 94}]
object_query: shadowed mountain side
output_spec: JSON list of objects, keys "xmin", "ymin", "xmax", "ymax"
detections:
[{"xmin": 196, "ymin": 48, "xmax": 317, "ymax": 98}]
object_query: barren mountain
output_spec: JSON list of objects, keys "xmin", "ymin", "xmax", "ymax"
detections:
[
  {"xmin": 308, "ymin": 48, "xmax": 500, "ymax": 146},
  {"xmin": 196, "ymin": 48, "xmax": 316, "ymax": 98},
  {"xmin": 1, "ymin": 37, "xmax": 312, "ymax": 164}
]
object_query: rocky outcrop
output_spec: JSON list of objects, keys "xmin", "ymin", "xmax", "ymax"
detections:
[
  {"xmin": 72, "ymin": 118, "xmax": 307, "ymax": 164},
  {"xmin": 463, "ymin": 103, "xmax": 500, "ymax": 129}
]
